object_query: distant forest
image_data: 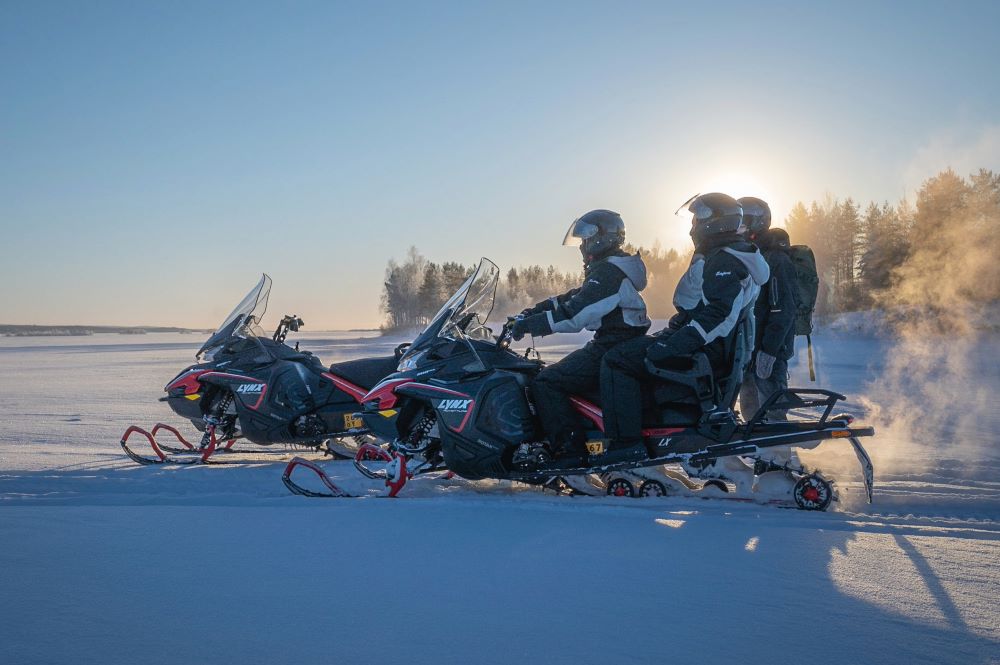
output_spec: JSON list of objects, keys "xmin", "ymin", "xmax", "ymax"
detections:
[
  {"xmin": 380, "ymin": 167, "xmax": 1000, "ymax": 332},
  {"xmin": 0, "ymin": 325, "xmax": 206, "ymax": 337}
]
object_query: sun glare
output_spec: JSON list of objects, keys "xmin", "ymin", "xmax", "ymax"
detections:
[
  {"xmin": 700, "ymin": 172, "xmax": 777, "ymax": 211},
  {"xmin": 655, "ymin": 171, "xmax": 785, "ymax": 252}
]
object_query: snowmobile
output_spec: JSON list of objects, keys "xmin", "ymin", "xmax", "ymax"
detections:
[
  {"xmin": 282, "ymin": 259, "xmax": 875, "ymax": 510},
  {"xmin": 121, "ymin": 274, "xmax": 402, "ymax": 465}
]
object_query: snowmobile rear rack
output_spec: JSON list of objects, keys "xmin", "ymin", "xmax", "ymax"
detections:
[{"xmin": 744, "ymin": 388, "xmax": 847, "ymax": 431}]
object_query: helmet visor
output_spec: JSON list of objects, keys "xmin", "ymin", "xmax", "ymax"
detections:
[
  {"xmin": 741, "ymin": 200, "xmax": 767, "ymax": 219},
  {"xmin": 561, "ymin": 217, "xmax": 599, "ymax": 247}
]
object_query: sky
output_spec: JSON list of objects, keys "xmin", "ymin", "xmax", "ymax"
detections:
[{"xmin": 2, "ymin": 0, "xmax": 999, "ymax": 329}]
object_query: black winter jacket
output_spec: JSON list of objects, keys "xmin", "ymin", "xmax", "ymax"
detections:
[
  {"xmin": 520, "ymin": 250, "xmax": 650, "ymax": 346},
  {"xmin": 755, "ymin": 243, "xmax": 798, "ymax": 360},
  {"xmin": 649, "ymin": 239, "xmax": 769, "ymax": 364}
]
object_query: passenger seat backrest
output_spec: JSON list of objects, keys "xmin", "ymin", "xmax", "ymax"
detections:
[{"xmin": 715, "ymin": 301, "xmax": 755, "ymax": 412}]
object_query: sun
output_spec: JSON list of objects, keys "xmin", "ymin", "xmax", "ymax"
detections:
[
  {"xmin": 654, "ymin": 170, "xmax": 788, "ymax": 252},
  {"xmin": 699, "ymin": 172, "xmax": 776, "ymax": 208}
]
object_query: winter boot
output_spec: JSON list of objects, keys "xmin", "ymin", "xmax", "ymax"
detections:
[{"xmin": 511, "ymin": 442, "xmax": 552, "ymax": 472}]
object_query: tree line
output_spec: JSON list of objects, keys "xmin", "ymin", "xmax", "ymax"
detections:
[
  {"xmin": 380, "ymin": 243, "xmax": 692, "ymax": 332},
  {"xmin": 380, "ymin": 167, "xmax": 1000, "ymax": 331},
  {"xmin": 787, "ymin": 167, "xmax": 1000, "ymax": 316}
]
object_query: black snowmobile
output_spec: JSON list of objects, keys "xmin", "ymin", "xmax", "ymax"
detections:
[
  {"xmin": 283, "ymin": 259, "xmax": 875, "ymax": 509},
  {"xmin": 121, "ymin": 274, "xmax": 402, "ymax": 465}
]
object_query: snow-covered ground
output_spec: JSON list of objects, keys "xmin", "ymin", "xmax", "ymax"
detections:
[{"xmin": 1, "ymin": 331, "xmax": 998, "ymax": 664}]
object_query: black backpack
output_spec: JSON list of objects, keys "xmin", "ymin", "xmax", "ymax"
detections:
[
  {"xmin": 783, "ymin": 245, "xmax": 819, "ymax": 380},
  {"xmin": 785, "ymin": 245, "xmax": 819, "ymax": 336}
]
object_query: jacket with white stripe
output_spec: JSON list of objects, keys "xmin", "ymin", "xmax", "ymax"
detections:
[
  {"xmin": 519, "ymin": 251, "xmax": 651, "ymax": 345},
  {"xmin": 648, "ymin": 239, "xmax": 769, "ymax": 364}
]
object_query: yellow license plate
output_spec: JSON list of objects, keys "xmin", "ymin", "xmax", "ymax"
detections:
[
  {"xmin": 343, "ymin": 414, "xmax": 363, "ymax": 430},
  {"xmin": 585, "ymin": 440, "xmax": 606, "ymax": 456}
]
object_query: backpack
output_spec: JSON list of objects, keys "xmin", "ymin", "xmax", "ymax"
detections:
[{"xmin": 784, "ymin": 245, "xmax": 819, "ymax": 336}]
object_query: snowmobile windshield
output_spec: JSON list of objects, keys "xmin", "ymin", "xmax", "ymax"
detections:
[
  {"xmin": 197, "ymin": 274, "xmax": 272, "ymax": 358},
  {"xmin": 399, "ymin": 258, "xmax": 499, "ymax": 364}
]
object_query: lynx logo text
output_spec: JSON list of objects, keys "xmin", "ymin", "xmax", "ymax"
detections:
[
  {"xmin": 236, "ymin": 383, "xmax": 265, "ymax": 394},
  {"xmin": 438, "ymin": 399, "xmax": 472, "ymax": 412}
]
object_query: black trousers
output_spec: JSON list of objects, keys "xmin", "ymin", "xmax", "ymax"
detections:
[
  {"xmin": 599, "ymin": 335, "xmax": 660, "ymax": 442},
  {"xmin": 532, "ymin": 340, "xmax": 613, "ymax": 449},
  {"xmin": 739, "ymin": 354, "xmax": 790, "ymax": 421}
]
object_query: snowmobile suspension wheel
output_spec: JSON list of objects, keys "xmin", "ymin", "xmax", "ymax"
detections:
[
  {"xmin": 702, "ymin": 479, "xmax": 730, "ymax": 493},
  {"xmin": 606, "ymin": 477, "xmax": 636, "ymax": 498},
  {"xmin": 638, "ymin": 479, "xmax": 667, "ymax": 497},
  {"xmin": 792, "ymin": 474, "xmax": 833, "ymax": 511}
]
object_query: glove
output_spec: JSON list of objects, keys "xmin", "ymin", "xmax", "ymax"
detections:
[
  {"xmin": 755, "ymin": 351, "xmax": 776, "ymax": 380},
  {"xmin": 645, "ymin": 337, "xmax": 676, "ymax": 364},
  {"xmin": 511, "ymin": 313, "xmax": 552, "ymax": 341},
  {"xmin": 510, "ymin": 317, "xmax": 528, "ymax": 341},
  {"xmin": 667, "ymin": 311, "xmax": 688, "ymax": 331}
]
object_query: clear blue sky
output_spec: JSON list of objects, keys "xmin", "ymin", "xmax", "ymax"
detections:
[{"xmin": 2, "ymin": 0, "xmax": 998, "ymax": 328}]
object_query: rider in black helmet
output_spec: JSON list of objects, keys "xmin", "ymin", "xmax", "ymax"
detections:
[
  {"xmin": 509, "ymin": 209, "xmax": 650, "ymax": 467},
  {"xmin": 599, "ymin": 194, "xmax": 769, "ymax": 458},
  {"xmin": 737, "ymin": 196, "xmax": 798, "ymax": 422}
]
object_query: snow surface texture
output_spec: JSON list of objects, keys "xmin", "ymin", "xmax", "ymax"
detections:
[{"xmin": 1, "ymin": 331, "xmax": 998, "ymax": 665}]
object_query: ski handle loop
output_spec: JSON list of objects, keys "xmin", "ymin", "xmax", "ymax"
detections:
[
  {"xmin": 353, "ymin": 441, "xmax": 393, "ymax": 479},
  {"xmin": 121, "ymin": 426, "xmax": 167, "ymax": 462},
  {"xmin": 150, "ymin": 423, "xmax": 195, "ymax": 450},
  {"xmin": 383, "ymin": 451, "xmax": 409, "ymax": 497},
  {"xmin": 282, "ymin": 457, "xmax": 351, "ymax": 497}
]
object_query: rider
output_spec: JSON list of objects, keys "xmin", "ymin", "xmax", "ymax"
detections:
[
  {"xmin": 509, "ymin": 209, "xmax": 650, "ymax": 466},
  {"xmin": 737, "ymin": 197, "xmax": 798, "ymax": 422},
  {"xmin": 599, "ymin": 193, "xmax": 769, "ymax": 458}
]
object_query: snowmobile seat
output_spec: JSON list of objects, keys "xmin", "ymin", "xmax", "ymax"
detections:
[
  {"xmin": 328, "ymin": 356, "xmax": 400, "ymax": 392},
  {"xmin": 572, "ymin": 384, "xmax": 603, "ymax": 405},
  {"xmin": 644, "ymin": 302, "xmax": 754, "ymax": 424}
]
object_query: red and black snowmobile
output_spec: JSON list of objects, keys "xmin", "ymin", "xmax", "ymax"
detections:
[
  {"xmin": 121, "ymin": 274, "xmax": 402, "ymax": 465},
  {"xmin": 283, "ymin": 259, "xmax": 875, "ymax": 510}
]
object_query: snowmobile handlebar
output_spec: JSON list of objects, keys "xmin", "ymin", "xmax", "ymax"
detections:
[
  {"xmin": 272, "ymin": 315, "xmax": 304, "ymax": 345},
  {"xmin": 496, "ymin": 319, "xmax": 514, "ymax": 350}
]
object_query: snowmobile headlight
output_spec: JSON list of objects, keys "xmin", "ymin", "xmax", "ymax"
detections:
[{"xmin": 397, "ymin": 349, "xmax": 426, "ymax": 372}]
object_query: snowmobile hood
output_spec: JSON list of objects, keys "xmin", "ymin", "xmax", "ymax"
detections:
[
  {"xmin": 720, "ymin": 244, "xmax": 770, "ymax": 286},
  {"xmin": 607, "ymin": 253, "xmax": 648, "ymax": 291}
]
